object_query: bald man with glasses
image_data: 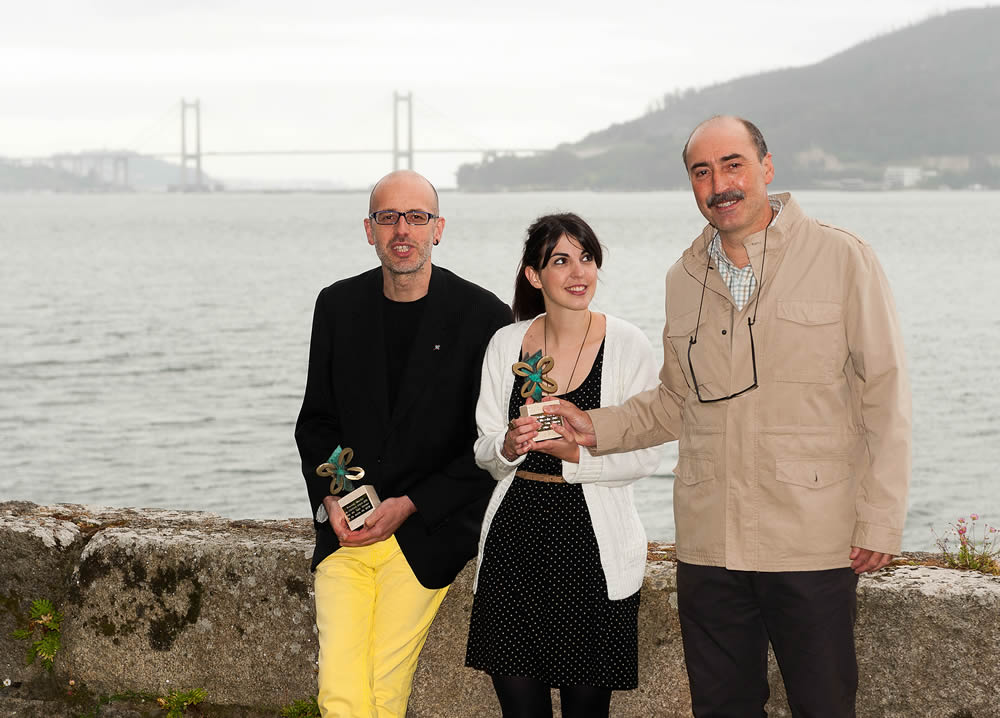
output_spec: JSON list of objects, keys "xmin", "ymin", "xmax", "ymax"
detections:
[{"xmin": 295, "ymin": 170, "xmax": 511, "ymax": 717}]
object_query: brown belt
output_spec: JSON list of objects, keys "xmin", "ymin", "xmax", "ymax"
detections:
[{"xmin": 515, "ymin": 470, "xmax": 566, "ymax": 484}]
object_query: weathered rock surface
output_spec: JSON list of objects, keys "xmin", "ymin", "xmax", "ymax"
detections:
[
  {"xmin": 853, "ymin": 565, "xmax": 1000, "ymax": 718},
  {"xmin": 2, "ymin": 502, "xmax": 999, "ymax": 717},
  {"xmin": 1, "ymin": 503, "xmax": 88, "ymax": 691}
]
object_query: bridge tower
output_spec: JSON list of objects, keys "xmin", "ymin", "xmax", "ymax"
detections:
[
  {"xmin": 180, "ymin": 98, "xmax": 204, "ymax": 191},
  {"xmin": 393, "ymin": 91, "xmax": 414, "ymax": 171}
]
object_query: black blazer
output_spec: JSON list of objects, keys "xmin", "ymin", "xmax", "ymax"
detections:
[{"xmin": 295, "ymin": 265, "xmax": 512, "ymax": 588}]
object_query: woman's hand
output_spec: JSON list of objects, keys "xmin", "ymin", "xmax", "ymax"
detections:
[{"xmin": 501, "ymin": 412, "xmax": 538, "ymax": 462}]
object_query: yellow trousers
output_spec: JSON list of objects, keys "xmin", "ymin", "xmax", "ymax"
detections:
[{"xmin": 314, "ymin": 535, "xmax": 448, "ymax": 718}]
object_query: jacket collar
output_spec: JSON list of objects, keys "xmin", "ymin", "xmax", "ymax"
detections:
[{"xmin": 682, "ymin": 192, "xmax": 802, "ymax": 291}]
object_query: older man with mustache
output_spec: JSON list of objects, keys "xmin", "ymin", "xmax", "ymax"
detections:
[{"xmin": 546, "ymin": 116, "xmax": 911, "ymax": 717}]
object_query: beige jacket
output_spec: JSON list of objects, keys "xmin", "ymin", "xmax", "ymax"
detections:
[{"xmin": 591, "ymin": 193, "xmax": 911, "ymax": 571}]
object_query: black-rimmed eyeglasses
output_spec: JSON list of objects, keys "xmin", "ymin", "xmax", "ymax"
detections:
[
  {"xmin": 686, "ymin": 212, "xmax": 771, "ymax": 403},
  {"xmin": 369, "ymin": 210, "xmax": 438, "ymax": 226}
]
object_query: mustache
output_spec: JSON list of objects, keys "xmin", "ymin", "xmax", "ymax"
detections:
[{"xmin": 707, "ymin": 189, "xmax": 745, "ymax": 207}]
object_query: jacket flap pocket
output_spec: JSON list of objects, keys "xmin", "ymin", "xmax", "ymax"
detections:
[
  {"xmin": 666, "ymin": 308, "xmax": 700, "ymax": 338},
  {"xmin": 673, "ymin": 453, "xmax": 716, "ymax": 486},
  {"xmin": 776, "ymin": 300, "xmax": 841, "ymax": 326},
  {"xmin": 775, "ymin": 459, "xmax": 851, "ymax": 489}
]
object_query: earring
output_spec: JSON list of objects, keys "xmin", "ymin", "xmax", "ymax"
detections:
[{"xmin": 433, "ymin": 239, "xmax": 439, "ymax": 245}]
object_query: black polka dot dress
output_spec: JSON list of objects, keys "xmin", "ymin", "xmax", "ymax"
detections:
[{"xmin": 465, "ymin": 340, "xmax": 640, "ymax": 690}]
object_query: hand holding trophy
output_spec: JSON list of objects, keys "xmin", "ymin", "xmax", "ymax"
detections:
[
  {"xmin": 317, "ymin": 446, "xmax": 381, "ymax": 530},
  {"xmin": 512, "ymin": 350, "xmax": 563, "ymax": 441}
]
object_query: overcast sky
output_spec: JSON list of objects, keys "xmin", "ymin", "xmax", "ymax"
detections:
[{"xmin": 1, "ymin": 0, "xmax": 993, "ymax": 188}]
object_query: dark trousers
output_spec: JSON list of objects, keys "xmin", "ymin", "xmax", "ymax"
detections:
[{"xmin": 676, "ymin": 562, "xmax": 859, "ymax": 718}]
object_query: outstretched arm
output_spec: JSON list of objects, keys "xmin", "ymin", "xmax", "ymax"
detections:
[
  {"xmin": 541, "ymin": 321, "xmax": 662, "ymax": 485},
  {"xmin": 545, "ymin": 316, "xmax": 682, "ymax": 457}
]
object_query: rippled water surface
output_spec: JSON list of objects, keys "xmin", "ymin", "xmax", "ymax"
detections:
[{"xmin": 3, "ymin": 190, "xmax": 998, "ymax": 550}]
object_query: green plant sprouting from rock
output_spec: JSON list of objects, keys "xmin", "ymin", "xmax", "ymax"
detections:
[
  {"xmin": 10, "ymin": 598, "xmax": 63, "ymax": 671},
  {"xmin": 934, "ymin": 513, "xmax": 1000, "ymax": 575},
  {"xmin": 156, "ymin": 687, "xmax": 207, "ymax": 717},
  {"xmin": 279, "ymin": 696, "xmax": 321, "ymax": 718}
]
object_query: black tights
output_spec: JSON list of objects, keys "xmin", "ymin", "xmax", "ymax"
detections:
[{"xmin": 491, "ymin": 674, "xmax": 612, "ymax": 718}]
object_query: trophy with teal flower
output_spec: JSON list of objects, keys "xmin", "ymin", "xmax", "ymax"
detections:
[
  {"xmin": 317, "ymin": 446, "xmax": 380, "ymax": 530},
  {"xmin": 512, "ymin": 350, "xmax": 563, "ymax": 441}
]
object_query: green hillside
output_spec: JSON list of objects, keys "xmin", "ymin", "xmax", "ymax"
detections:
[{"xmin": 457, "ymin": 7, "xmax": 1000, "ymax": 190}]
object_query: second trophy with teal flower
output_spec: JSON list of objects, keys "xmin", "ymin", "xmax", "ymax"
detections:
[{"xmin": 317, "ymin": 445, "xmax": 381, "ymax": 530}]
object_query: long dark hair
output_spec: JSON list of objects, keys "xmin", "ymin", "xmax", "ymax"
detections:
[{"xmin": 511, "ymin": 213, "xmax": 604, "ymax": 321}]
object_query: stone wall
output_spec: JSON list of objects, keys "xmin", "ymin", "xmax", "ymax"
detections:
[{"xmin": 1, "ymin": 502, "xmax": 998, "ymax": 717}]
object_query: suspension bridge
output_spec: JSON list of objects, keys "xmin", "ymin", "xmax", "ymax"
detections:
[{"xmin": 4, "ymin": 92, "xmax": 549, "ymax": 191}]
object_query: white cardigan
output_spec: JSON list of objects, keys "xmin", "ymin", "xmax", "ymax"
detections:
[{"xmin": 473, "ymin": 313, "xmax": 661, "ymax": 600}]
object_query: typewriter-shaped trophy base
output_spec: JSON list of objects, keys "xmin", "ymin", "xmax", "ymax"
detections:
[
  {"xmin": 520, "ymin": 400, "xmax": 564, "ymax": 441},
  {"xmin": 339, "ymin": 485, "xmax": 382, "ymax": 530}
]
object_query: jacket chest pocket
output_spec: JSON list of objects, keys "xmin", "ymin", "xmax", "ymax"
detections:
[
  {"xmin": 674, "ymin": 452, "xmax": 717, "ymax": 486},
  {"xmin": 667, "ymin": 308, "xmax": 722, "ymax": 397},
  {"xmin": 771, "ymin": 300, "xmax": 844, "ymax": 384}
]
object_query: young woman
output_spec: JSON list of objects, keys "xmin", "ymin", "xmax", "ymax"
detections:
[{"xmin": 466, "ymin": 213, "xmax": 660, "ymax": 718}]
